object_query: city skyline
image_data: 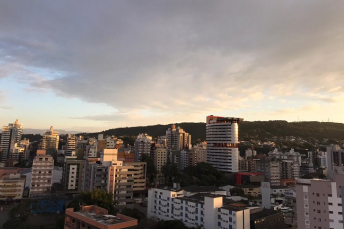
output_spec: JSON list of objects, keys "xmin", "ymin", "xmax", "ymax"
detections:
[{"xmin": 1, "ymin": 1, "xmax": 344, "ymax": 132}]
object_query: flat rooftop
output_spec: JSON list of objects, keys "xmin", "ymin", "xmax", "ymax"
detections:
[
  {"xmin": 250, "ymin": 209, "xmax": 283, "ymax": 220},
  {"xmin": 66, "ymin": 205, "xmax": 137, "ymax": 227},
  {"xmin": 75, "ymin": 211, "xmax": 125, "ymax": 225}
]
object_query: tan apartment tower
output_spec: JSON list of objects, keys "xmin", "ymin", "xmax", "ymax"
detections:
[
  {"xmin": 30, "ymin": 150, "xmax": 54, "ymax": 196},
  {"xmin": 42, "ymin": 126, "xmax": 59, "ymax": 151}
]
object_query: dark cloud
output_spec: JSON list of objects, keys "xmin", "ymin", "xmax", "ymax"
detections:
[{"xmin": 1, "ymin": 0, "xmax": 344, "ymax": 121}]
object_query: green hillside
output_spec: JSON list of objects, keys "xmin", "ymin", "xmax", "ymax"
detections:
[{"xmin": 87, "ymin": 120, "xmax": 344, "ymax": 143}]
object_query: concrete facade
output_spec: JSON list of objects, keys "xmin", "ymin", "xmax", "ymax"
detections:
[
  {"xmin": 147, "ymin": 186, "xmax": 250, "ymax": 229},
  {"xmin": 206, "ymin": 116, "xmax": 243, "ymax": 173},
  {"xmin": 296, "ymin": 171, "xmax": 344, "ymax": 229},
  {"xmin": 30, "ymin": 150, "xmax": 54, "ymax": 196}
]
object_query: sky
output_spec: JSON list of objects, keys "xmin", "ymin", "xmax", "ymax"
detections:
[{"xmin": 1, "ymin": 1, "xmax": 344, "ymax": 133}]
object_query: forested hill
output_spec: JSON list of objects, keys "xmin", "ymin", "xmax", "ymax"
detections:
[{"xmin": 87, "ymin": 121, "xmax": 344, "ymax": 142}]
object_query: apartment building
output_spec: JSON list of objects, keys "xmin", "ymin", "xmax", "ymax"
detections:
[
  {"xmin": 327, "ymin": 145, "xmax": 344, "ymax": 179},
  {"xmin": 30, "ymin": 150, "xmax": 54, "ymax": 196},
  {"xmin": 256, "ymin": 158, "xmax": 281, "ymax": 186},
  {"xmin": 65, "ymin": 134, "xmax": 76, "ymax": 156},
  {"xmin": 206, "ymin": 116, "xmax": 243, "ymax": 173},
  {"xmin": 106, "ymin": 136, "xmax": 123, "ymax": 149},
  {"xmin": 188, "ymin": 147, "xmax": 207, "ymax": 167},
  {"xmin": 296, "ymin": 168, "xmax": 344, "ymax": 229},
  {"xmin": 134, "ymin": 133, "xmax": 152, "ymax": 161},
  {"xmin": 166, "ymin": 125, "xmax": 191, "ymax": 151},
  {"xmin": 82, "ymin": 149, "xmax": 147, "ymax": 206},
  {"xmin": 112, "ymin": 162, "xmax": 146, "ymax": 205},
  {"xmin": 147, "ymin": 185, "xmax": 250, "ymax": 229},
  {"xmin": 42, "ymin": 126, "xmax": 59, "ymax": 151},
  {"xmin": 65, "ymin": 205, "xmax": 137, "ymax": 229},
  {"xmin": 0, "ymin": 119, "xmax": 23, "ymax": 166},
  {"xmin": 0, "ymin": 168, "xmax": 25, "ymax": 200},
  {"xmin": 62, "ymin": 156, "xmax": 85, "ymax": 193},
  {"xmin": 281, "ymin": 160, "xmax": 300, "ymax": 179},
  {"xmin": 154, "ymin": 147, "xmax": 168, "ymax": 172}
]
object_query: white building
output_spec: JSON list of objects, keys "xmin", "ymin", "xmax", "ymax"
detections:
[
  {"xmin": 245, "ymin": 148, "xmax": 257, "ymax": 159},
  {"xmin": 0, "ymin": 119, "xmax": 23, "ymax": 166},
  {"xmin": 134, "ymin": 133, "xmax": 152, "ymax": 161},
  {"xmin": 147, "ymin": 185, "xmax": 250, "ymax": 229},
  {"xmin": 206, "ymin": 116, "xmax": 243, "ymax": 173}
]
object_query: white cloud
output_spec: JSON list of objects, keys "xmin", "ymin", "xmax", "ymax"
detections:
[{"xmin": 1, "ymin": 1, "xmax": 344, "ymax": 127}]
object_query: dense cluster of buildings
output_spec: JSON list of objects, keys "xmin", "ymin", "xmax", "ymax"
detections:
[
  {"xmin": 147, "ymin": 183, "xmax": 285, "ymax": 229},
  {"xmin": 2, "ymin": 116, "xmax": 344, "ymax": 228}
]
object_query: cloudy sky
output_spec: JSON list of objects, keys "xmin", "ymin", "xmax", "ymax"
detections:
[{"xmin": 1, "ymin": 1, "xmax": 344, "ymax": 132}]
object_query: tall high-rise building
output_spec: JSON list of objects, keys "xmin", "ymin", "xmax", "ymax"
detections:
[
  {"xmin": 166, "ymin": 125, "xmax": 191, "ymax": 151},
  {"xmin": 65, "ymin": 134, "xmax": 76, "ymax": 156},
  {"xmin": 42, "ymin": 126, "xmax": 59, "ymax": 151},
  {"xmin": 0, "ymin": 119, "xmax": 23, "ymax": 166},
  {"xmin": 134, "ymin": 133, "xmax": 152, "ymax": 161},
  {"xmin": 206, "ymin": 115, "xmax": 243, "ymax": 173}
]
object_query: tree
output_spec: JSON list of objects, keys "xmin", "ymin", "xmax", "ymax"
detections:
[
  {"xmin": 120, "ymin": 208, "xmax": 146, "ymax": 221},
  {"xmin": 136, "ymin": 218, "xmax": 158, "ymax": 229},
  {"xmin": 161, "ymin": 162, "xmax": 179, "ymax": 185},
  {"xmin": 157, "ymin": 220, "xmax": 190, "ymax": 229},
  {"xmin": 67, "ymin": 189, "xmax": 117, "ymax": 214},
  {"xmin": 141, "ymin": 153, "xmax": 157, "ymax": 186},
  {"xmin": 184, "ymin": 162, "xmax": 230, "ymax": 186},
  {"xmin": 8, "ymin": 199, "xmax": 36, "ymax": 222}
]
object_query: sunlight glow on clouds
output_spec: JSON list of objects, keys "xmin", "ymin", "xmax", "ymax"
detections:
[{"xmin": 1, "ymin": 1, "xmax": 344, "ymax": 131}]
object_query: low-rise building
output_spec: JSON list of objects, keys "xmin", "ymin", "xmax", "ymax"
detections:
[
  {"xmin": 235, "ymin": 185, "xmax": 261, "ymax": 197},
  {"xmin": 0, "ymin": 172, "xmax": 25, "ymax": 200},
  {"xmin": 250, "ymin": 209, "xmax": 285, "ymax": 229},
  {"xmin": 65, "ymin": 205, "xmax": 137, "ymax": 229},
  {"xmin": 147, "ymin": 185, "xmax": 250, "ymax": 229}
]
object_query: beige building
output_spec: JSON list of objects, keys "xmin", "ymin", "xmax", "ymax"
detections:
[
  {"xmin": 0, "ymin": 170, "xmax": 25, "ymax": 200},
  {"xmin": 154, "ymin": 147, "xmax": 168, "ymax": 172},
  {"xmin": 166, "ymin": 125, "xmax": 191, "ymax": 151},
  {"xmin": 235, "ymin": 185, "xmax": 261, "ymax": 197},
  {"xmin": 82, "ymin": 149, "xmax": 147, "ymax": 206},
  {"xmin": 30, "ymin": 150, "xmax": 54, "ymax": 196},
  {"xmin": 42, "ymin": 126, "xmax": 59, "ymax": 151}
]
